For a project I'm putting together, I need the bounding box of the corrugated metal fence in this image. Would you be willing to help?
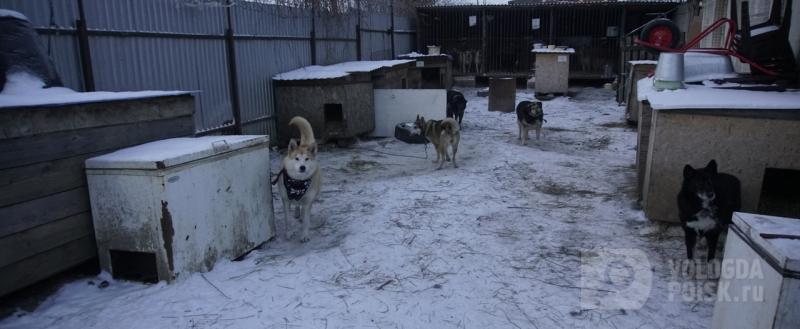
[1,0,416,139]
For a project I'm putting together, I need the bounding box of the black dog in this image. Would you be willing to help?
[446,90,467,124]
[515,101,545,145]
[677,160,741,260]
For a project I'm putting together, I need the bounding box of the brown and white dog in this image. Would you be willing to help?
[414,115,461,169]
[516,101,545,145]
[273,116,322,242]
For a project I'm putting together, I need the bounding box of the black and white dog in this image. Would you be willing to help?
[677,160,741,260]
[515,101,545,145]
[446,90,467,125]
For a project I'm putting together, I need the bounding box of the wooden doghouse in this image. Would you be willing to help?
[0,91,195,296]
[398,53,453,89]
[624,60,656,124]
[273,60,415,145]
[637,79,800,223]
[532,48,574,95]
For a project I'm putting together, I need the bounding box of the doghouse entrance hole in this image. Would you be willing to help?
[109,250,158,283]
[324,104,344,122]
[758,168,800,218]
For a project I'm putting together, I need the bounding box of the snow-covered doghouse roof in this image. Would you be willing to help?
[0,72,194,109]
[637,76,800,111]
[272,60,414,81]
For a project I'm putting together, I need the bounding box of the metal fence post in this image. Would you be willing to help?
[225,2,242,135]
[76,0,95,91]
[356,0,362,60]
[389,0,395,59]
[310,1,317,65]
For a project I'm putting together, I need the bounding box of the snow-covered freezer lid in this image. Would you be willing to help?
[86,135,269,170]
[732,212,800,274]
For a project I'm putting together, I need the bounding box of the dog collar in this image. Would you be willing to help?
[272,169,311,201]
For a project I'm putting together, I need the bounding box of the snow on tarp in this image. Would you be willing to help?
[637,76,800,110]
[272,60,414,81]
[0,9,28,21]
[628,60,657,65]
[398,52,444,58]
[531,48,576,54]
[0,71,194,108]
[751,25,779,36]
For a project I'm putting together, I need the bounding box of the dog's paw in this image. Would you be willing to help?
[300,235,310,243]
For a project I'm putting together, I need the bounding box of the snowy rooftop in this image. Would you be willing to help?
[531,47,576,54]
[0,72,193,109]
[637,77,800,110]
[273,60,414,81]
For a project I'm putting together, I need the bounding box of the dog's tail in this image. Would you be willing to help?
[441,118,460,136]
[289,116,315,146]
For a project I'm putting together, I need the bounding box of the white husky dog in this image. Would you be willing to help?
[273,116,322,242]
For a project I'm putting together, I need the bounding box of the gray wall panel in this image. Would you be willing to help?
[1,0,415,136]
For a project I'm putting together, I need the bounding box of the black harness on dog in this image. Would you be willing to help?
[271,168,311,201]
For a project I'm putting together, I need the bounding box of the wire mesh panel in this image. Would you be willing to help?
[418,2,680,78]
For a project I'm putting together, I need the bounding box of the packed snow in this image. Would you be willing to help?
[2,87,716,329]
[0,72,192,108]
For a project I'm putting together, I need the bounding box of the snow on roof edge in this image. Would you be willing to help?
[0,90,197,109]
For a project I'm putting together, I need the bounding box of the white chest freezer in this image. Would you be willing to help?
[712,212,800,329]
[86,136,273,282]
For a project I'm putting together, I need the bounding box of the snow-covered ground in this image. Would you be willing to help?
[2,87,715,329]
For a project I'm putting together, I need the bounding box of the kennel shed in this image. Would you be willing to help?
[397,52,453,89]
[638,81,800,223]
[0,91,195,296]
[416,1,681,78]
[273,60,414,145]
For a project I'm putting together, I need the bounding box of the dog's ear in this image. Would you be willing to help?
[309,141,317,157]
[705,160,718,175]
[288,138,298,152]
[683,164,695,179]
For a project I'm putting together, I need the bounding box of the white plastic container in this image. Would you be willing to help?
[711,212,800,329]
[427,45,440,55]
[86,136,273,282]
